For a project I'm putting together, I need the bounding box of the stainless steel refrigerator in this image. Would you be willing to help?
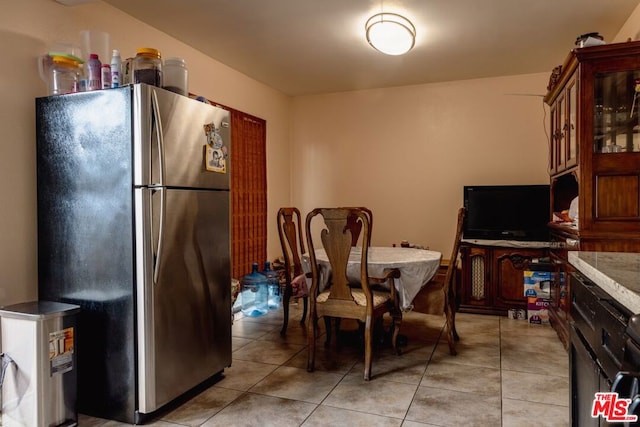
[36,84,232,424]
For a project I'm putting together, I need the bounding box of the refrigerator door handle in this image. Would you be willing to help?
[152,187,166,285]
[151,90,167,285]
[152,89,166,187]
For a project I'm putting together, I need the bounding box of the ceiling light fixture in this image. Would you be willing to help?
[365,12,416,56]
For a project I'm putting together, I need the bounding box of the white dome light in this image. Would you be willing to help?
[365,13,416,56]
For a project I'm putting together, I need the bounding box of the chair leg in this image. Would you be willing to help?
[307,314,317,373]
[451,309,459,342]
[323,317,332,348]
[390,308,402,355]
[446,319,456,356]
[445,293,458,356]
[363,317,373,381]
[449,282,460,341]
[280,282,292,336]
[333,318,343,349]
[300,296,308,325]
[448,288,460,341]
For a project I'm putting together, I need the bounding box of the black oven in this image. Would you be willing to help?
[570,272,632,426]
[611,314,640,425]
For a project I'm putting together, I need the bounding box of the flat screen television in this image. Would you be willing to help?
[463,184,550,242]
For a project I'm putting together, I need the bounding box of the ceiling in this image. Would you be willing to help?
[102,0,640,97]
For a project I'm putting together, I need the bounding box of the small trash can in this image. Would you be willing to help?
[0,300,80,427]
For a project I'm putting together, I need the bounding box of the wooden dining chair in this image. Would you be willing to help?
[443,207,465,355]
[342,206,373,247]
[277,207,309,336]
[305,207,401,381]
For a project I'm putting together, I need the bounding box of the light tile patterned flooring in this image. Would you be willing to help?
[81,303,569,426]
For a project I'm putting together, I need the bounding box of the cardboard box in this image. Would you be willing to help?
[527,297,550,324]
[523,270,552,299]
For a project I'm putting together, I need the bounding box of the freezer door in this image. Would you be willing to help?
[135,186,231,413]
[133,84,231,190]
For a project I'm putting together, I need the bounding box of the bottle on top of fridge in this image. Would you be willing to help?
[163,57,188,96]
[86,53,102,91]
[101,64,111,89]
[133,47,162,87]
[110,49,122,88]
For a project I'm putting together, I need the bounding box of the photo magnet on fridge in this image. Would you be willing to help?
[203,122,227,173]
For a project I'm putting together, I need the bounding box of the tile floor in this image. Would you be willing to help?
[81,303,569,426]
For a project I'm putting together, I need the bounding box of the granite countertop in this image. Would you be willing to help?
[569,251,640,313]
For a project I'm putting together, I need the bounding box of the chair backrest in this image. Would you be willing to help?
[306,208,374,309]
[341,206,373,246]
[277,207,306,284]
[445,207,465,289]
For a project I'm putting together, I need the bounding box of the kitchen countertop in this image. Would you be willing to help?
[569,251,640,313]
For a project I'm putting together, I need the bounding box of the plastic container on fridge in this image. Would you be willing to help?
[133,47,163,87]
[163,57,188,96]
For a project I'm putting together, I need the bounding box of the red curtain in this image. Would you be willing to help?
[229,109,267,279]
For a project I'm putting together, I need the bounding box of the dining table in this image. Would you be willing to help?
[302,246,443,311]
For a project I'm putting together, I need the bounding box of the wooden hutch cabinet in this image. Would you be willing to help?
[545,40,640,348]
[458,243,547,316]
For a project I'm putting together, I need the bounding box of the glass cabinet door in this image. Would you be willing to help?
[593,70,640,153]
[566,80,578,167]
[549,104,558,174]
[558,95,566,169]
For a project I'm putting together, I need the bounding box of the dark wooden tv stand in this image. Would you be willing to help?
[458,239,551,316]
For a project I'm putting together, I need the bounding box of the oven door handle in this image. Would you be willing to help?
[612,370,640,398]
[628,314,640,343]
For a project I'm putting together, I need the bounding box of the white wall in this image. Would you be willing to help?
[0,0,291,305]
[614,2,640,43]
[290,73,550,256]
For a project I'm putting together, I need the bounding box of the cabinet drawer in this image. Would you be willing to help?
[597,299,629,381]
[570,274,604,346]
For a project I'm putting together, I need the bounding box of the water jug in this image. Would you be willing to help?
[241,263,268,317]
[38,54,80,95]
[261,261,281,310]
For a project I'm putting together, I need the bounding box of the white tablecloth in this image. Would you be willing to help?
[303,246,442,311]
